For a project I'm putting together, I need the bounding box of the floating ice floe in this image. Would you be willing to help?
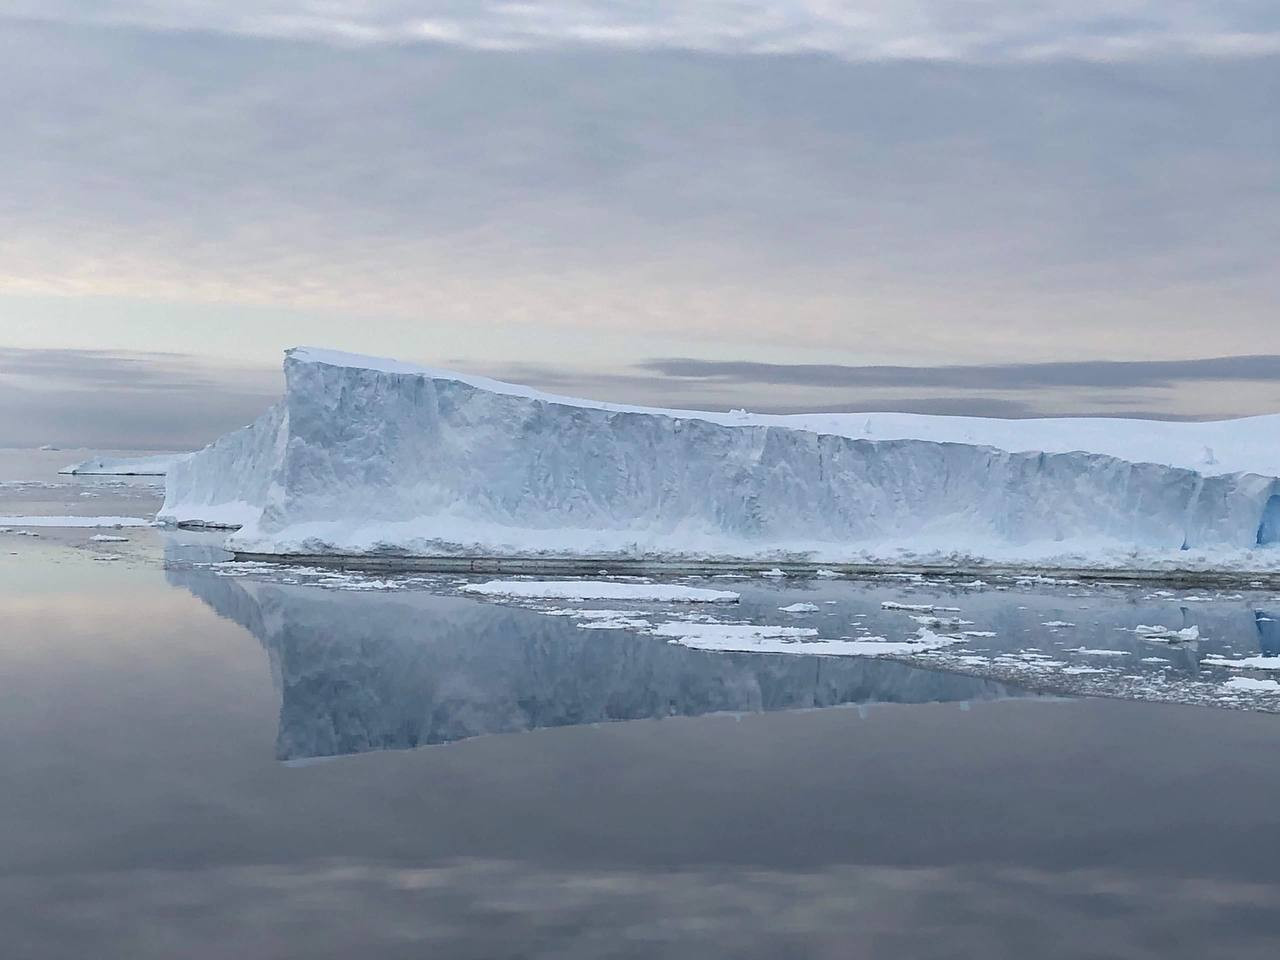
[1042,620,1076,628]
[1221,677,1280,692]
[778,602,820,613]
[1203,655,1280,671]
[1133,624,1200,642]
[90,534,130,543]
[0,516,151,528]
[60,453,189,476]
[652,621,964,657]
[461,580,740,603]
[565,610,654,630]
[909,614,974,628]
[1070,647,1130,656]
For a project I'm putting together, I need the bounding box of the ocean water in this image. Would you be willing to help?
[3,450,1280,958]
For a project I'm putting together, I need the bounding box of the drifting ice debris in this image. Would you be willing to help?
[1134,624,1200,643]
[778,602,820,613]
[909,614,974,628]
[160,348,1280,564]
[461,580,739,603]
[0,516,150,528]
[60,453,188,476]
[1203,655,1280,671]
[1222,677,1280,692]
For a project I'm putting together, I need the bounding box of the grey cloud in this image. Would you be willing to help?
[3,2,1279,61]
[0,348,273,394]
[0,20,1278,403]
[485,362,1248,419]
[0,348,280,448]
[1,23,1277,307]
[640,355,1280,391]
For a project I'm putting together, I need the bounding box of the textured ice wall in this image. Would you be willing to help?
[160,350,1280,563]
[159,402,286,528]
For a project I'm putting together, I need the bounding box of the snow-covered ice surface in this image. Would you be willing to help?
[60,453,189,476]
[162,348,1280,571]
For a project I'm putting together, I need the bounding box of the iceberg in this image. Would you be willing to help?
[160,348,1280,568]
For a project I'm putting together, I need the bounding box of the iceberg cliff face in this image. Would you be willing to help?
[160,402,286,529]
[161,348,1280,565]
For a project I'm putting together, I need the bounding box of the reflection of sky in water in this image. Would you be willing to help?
[4,532,1280,955]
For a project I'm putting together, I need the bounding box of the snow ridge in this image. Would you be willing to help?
[161,348,1280,566]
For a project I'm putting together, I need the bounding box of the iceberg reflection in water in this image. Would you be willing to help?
[168,567,1020,761]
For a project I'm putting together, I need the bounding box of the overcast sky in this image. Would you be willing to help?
[1,2,1278,447]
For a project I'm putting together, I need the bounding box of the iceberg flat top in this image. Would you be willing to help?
[290,347,1280,478]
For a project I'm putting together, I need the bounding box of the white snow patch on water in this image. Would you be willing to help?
[462,580,739,603]
[652,620,965,657]
[1203,655,1280,671]
[0,516,151,528]
[569,609,655,630]
[1070,647,1130,656]
[1222,677,1280,692]
[61,453,188,476]
[909,614,974,628]
[1134,624,1200,642]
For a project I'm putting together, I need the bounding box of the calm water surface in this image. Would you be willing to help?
[2,453,1280,958]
